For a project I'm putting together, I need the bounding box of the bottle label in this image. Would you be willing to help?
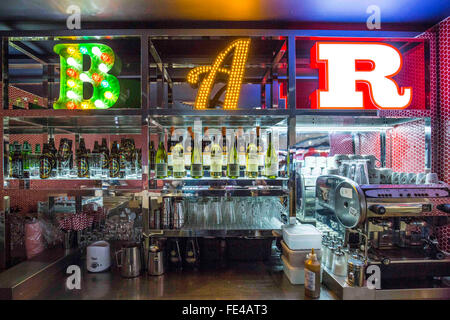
[40,158,51,178]
[156,163,167,177]
[202,154,211,166]
[110,158,120,177]
[265,161,278,176]
[78,158,89,177]
[211,158,222,174]
[167,155,173,166]
[173,157,185,173]
[239,154,246,166]
[191,164,203,177]
[228,164,239,177]
[184,154,191,166]
[101,153,109,169]
[304,269,316,291]
[248,153,259,166]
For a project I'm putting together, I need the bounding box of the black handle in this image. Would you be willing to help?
[369,204,386,215]
[436,204,450,214]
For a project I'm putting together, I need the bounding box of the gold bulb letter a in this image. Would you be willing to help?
[187,39,250,109]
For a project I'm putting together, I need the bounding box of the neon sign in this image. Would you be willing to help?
[310,42,412,110]
[187,38,250,109]
[53,44,120,109]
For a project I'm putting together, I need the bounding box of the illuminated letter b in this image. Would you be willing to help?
[54,43,120,110]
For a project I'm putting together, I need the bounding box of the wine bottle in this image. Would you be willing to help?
[40,143,51,179]
[256,126,264,176]
[173,136,185,178]
[167,127,175,177]
[246,132,258,178]
[202,127,211,177]
[221,127,227,176]
[11,142,23,179]
[109,141,120,178]
[77,140,89,178]
[227,134,239,179]
[155,136,168,179]
[237,127,246,177]
[149,141,156,172]
[190,133,203,179]
[184,127,193,172]
[22,141,31,178]
[31,144,41,178]
[210,136,222,178]
[100,138,109,177]
[264,131,278,179]
[48,138,57,177]
[119,139,126,178]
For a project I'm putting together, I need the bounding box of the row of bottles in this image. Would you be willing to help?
[149,126,279,179]
[6,137,142,180]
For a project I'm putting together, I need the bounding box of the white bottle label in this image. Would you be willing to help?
[265,161,278,176]
[211,156,222,173]
[304,269,316,291]
[167,155,173,166]
[184,154,191,166]
[203,154,211,166]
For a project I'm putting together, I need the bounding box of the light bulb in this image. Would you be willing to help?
[94,100,105,109]
[79,73,90,82]
[67,91,77,99]
[104,91,113,99]
[92,47,101,56]
[99,63,108,73]
[67,57,77,66]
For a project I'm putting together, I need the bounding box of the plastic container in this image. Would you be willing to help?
[281,240,322,267]
[282,224,322,250]
[281,255,304,285]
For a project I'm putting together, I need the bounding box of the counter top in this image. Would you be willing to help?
[33,258,337,300]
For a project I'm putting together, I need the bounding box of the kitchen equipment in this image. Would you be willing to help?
[281,240,322,266]
[331,247,347,277]
[362,155,378,170]
[347,257,366,287]
[148,245,165,276]
[317,174,450,297]
[281,255,305,285]
[115,243,142,278]
[86,241,111,272]
[282,224,322,250]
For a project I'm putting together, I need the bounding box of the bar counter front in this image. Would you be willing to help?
[0,23,450,301]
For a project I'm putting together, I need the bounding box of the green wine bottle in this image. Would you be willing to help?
[210,136,222,178]
[264,131,278,179]
[246,132,258,178]
[155,137,168,179]
[173,136,185,178]
[227,134,239,179]
[190,133,203,178]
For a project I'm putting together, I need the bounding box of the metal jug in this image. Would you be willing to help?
[148,245,165,276]
[115,243,142,278]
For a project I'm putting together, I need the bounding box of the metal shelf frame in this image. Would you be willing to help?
[0,29,432,240]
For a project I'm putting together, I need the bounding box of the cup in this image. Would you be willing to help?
[416,172,426,185]
[379,168,393,184]
[425,173,438,184]
[368,169,380,184]
[399,173,408,184]
[391,172,400,184]
[406,173,417,184]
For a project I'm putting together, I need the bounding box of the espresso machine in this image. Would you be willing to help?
[317,175,450,299]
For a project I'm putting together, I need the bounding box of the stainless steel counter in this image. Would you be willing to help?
[33,258,337,300]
